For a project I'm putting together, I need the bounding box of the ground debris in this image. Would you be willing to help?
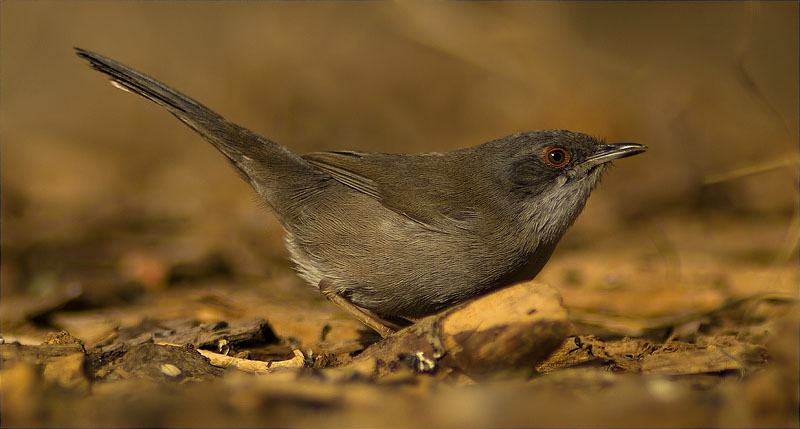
[164,346,306,374]
[641,341,765,375]
[567,292,797,338]
[537,334,766,375]
[110,343,223,382]
[43,330,86,346]
[1,215,796,427]
[351,281,570,380]
[1,342,86,366]
[90,318,281,365]
[42,352,90,392]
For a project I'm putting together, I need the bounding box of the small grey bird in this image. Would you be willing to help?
[76,48,646,337]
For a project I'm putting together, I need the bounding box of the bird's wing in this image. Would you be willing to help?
[302,151,384,201]
[302,150,484,231]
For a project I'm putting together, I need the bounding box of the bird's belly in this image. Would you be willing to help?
[285,209,555,318]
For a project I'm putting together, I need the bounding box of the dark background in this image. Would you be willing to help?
[1,2,798,427]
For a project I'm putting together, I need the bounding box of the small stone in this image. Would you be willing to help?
[160,363,182,377]
[353,281,570,379]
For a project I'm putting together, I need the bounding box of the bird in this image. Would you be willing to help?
[75,48,646,337]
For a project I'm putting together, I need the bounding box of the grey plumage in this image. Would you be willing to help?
[76,48,646,319]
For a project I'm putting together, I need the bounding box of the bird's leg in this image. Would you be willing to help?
[319,280,402,339]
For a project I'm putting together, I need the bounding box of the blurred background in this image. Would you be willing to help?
[2,0,798,325]
[1,2,798,427]
[2,0,798,331]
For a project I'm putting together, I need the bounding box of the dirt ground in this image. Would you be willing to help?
[1,2,798,428]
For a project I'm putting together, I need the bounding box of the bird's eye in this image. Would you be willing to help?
[543,146,570,168]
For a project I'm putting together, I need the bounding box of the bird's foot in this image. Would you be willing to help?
[319,280,403,339]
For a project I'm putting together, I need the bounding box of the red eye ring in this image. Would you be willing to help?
[543,146,570,168]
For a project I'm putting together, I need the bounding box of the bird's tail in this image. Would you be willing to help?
[75,48,323,210]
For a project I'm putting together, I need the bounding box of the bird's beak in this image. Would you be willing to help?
[583,143,647,169]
